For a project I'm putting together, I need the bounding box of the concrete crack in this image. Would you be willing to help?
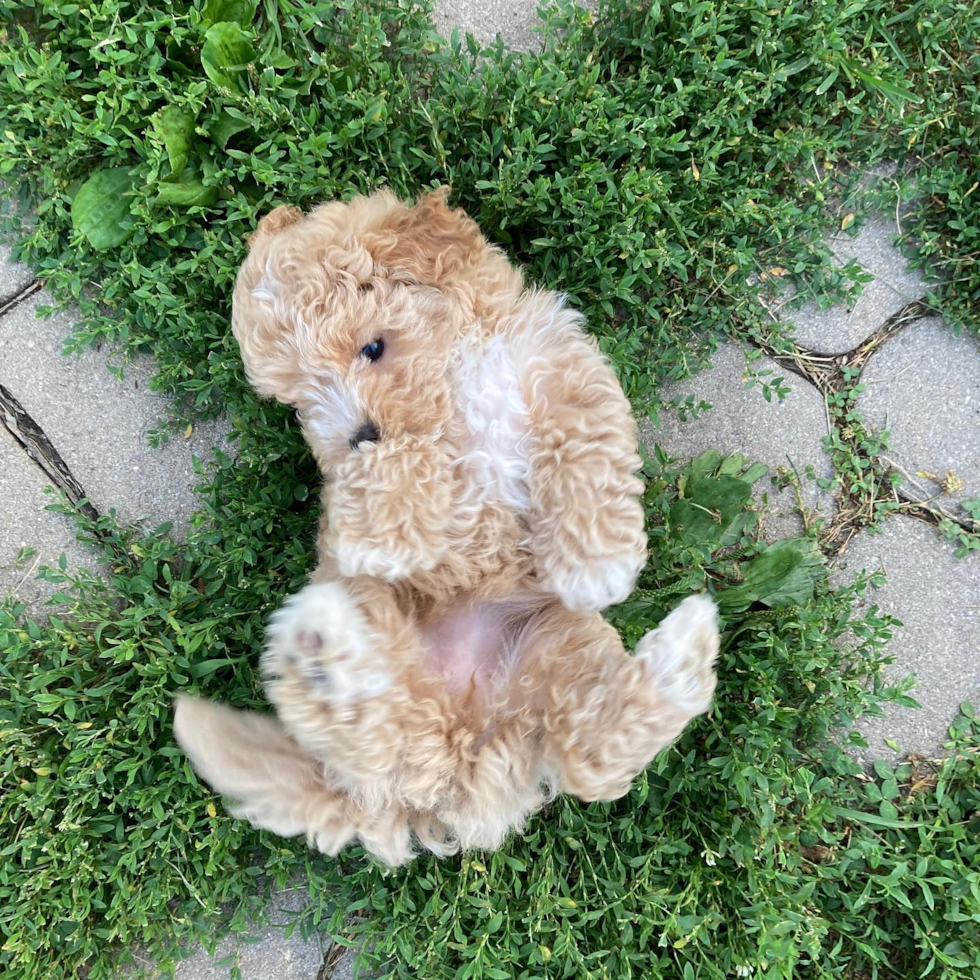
[744,296,964,554]
[0,277,42,318]
[0,382,99,521]
[752,296,932,395]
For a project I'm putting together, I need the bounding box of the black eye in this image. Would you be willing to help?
[360,338,384,362]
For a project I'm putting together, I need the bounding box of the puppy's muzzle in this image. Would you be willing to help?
[350,420,380,450]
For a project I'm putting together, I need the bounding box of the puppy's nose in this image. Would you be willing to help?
[349,420,380,450]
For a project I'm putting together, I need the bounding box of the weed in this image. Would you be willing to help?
[1,2,979,979]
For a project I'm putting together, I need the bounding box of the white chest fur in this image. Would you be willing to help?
[454,330,532,513]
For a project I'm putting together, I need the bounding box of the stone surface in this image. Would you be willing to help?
[0,242,35,303]
[776,213,932,355]
[858,317,980,508]
[0,289,227,537]
[165,885,331,980]
[830,517,980,762]
[0,423,104,616]
[643,343,835,540]
[433,0,540,50]
[326,948,359,980]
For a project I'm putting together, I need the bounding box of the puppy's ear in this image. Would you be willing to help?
[374,185,486,286]
[172,696,356,853]
[247,204,303,250]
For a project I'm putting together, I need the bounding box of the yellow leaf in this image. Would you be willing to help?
[965,182,978,199]
[3,130,15,141]
[943,470,966,493]
[917,470,939,481]
[539,947,552,963]
[673,937,689,949]
[77,722,93,729]
[469,861,486,873]
[32,767,52,777]
[841,213,855,231]
[207,802,217,818]
[766,266,789,278]
[691,157,700,181]
[183,423,194,439]
[726,264,738,275]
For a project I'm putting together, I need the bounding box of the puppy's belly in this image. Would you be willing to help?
[418,601,520,695]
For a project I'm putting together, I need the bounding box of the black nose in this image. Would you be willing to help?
[349,420,380,450]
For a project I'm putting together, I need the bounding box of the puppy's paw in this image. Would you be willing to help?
[541,552,645,612]
[262,582,390,703]
[326,437,453,582]
[635,593,719,718]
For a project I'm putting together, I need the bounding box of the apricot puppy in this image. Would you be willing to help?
[174,188,719,866]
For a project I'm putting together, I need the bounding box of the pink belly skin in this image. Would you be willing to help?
[418,602,517,696]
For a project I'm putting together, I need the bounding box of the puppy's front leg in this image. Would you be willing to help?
[323,434,454,582]
[519,305,647,611]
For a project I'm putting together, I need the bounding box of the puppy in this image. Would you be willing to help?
[174,188,719,866]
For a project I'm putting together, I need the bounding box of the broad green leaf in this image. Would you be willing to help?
[264,49,298,70]
[716,538,826,613]
[71,167,136,250]
[200,0,255,28]
[152,106,196,178]
[716,453,747,477]
[201,22,253,92]
[155,174,219,208]
[670,475,753,544]
[210,109,252,148]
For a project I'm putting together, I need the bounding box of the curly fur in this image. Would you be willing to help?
[173,187,720,866]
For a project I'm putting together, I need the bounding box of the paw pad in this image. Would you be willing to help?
[262,583,391,704]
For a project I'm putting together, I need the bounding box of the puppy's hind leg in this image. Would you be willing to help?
[260,579,419,786]
[537,594,720,802]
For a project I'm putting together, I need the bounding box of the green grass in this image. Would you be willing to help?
[1,1,979,978]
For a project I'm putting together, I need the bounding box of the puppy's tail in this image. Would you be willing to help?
[173,695,357,856]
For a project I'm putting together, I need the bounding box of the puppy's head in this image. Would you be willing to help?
[232,187,521,470]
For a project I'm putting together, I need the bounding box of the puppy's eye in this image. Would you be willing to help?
[360,338,385,362]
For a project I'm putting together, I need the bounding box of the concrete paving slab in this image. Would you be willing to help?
[830,516,980,762]
[155,884,331,980]
[0,243,35,303]
[857,316,979,508]
[0,289,227,536]
[324,948,359,980]
[642,343,836,540]
[0,423,104,615]
[433,0,542,50]
[776,213,932,355]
